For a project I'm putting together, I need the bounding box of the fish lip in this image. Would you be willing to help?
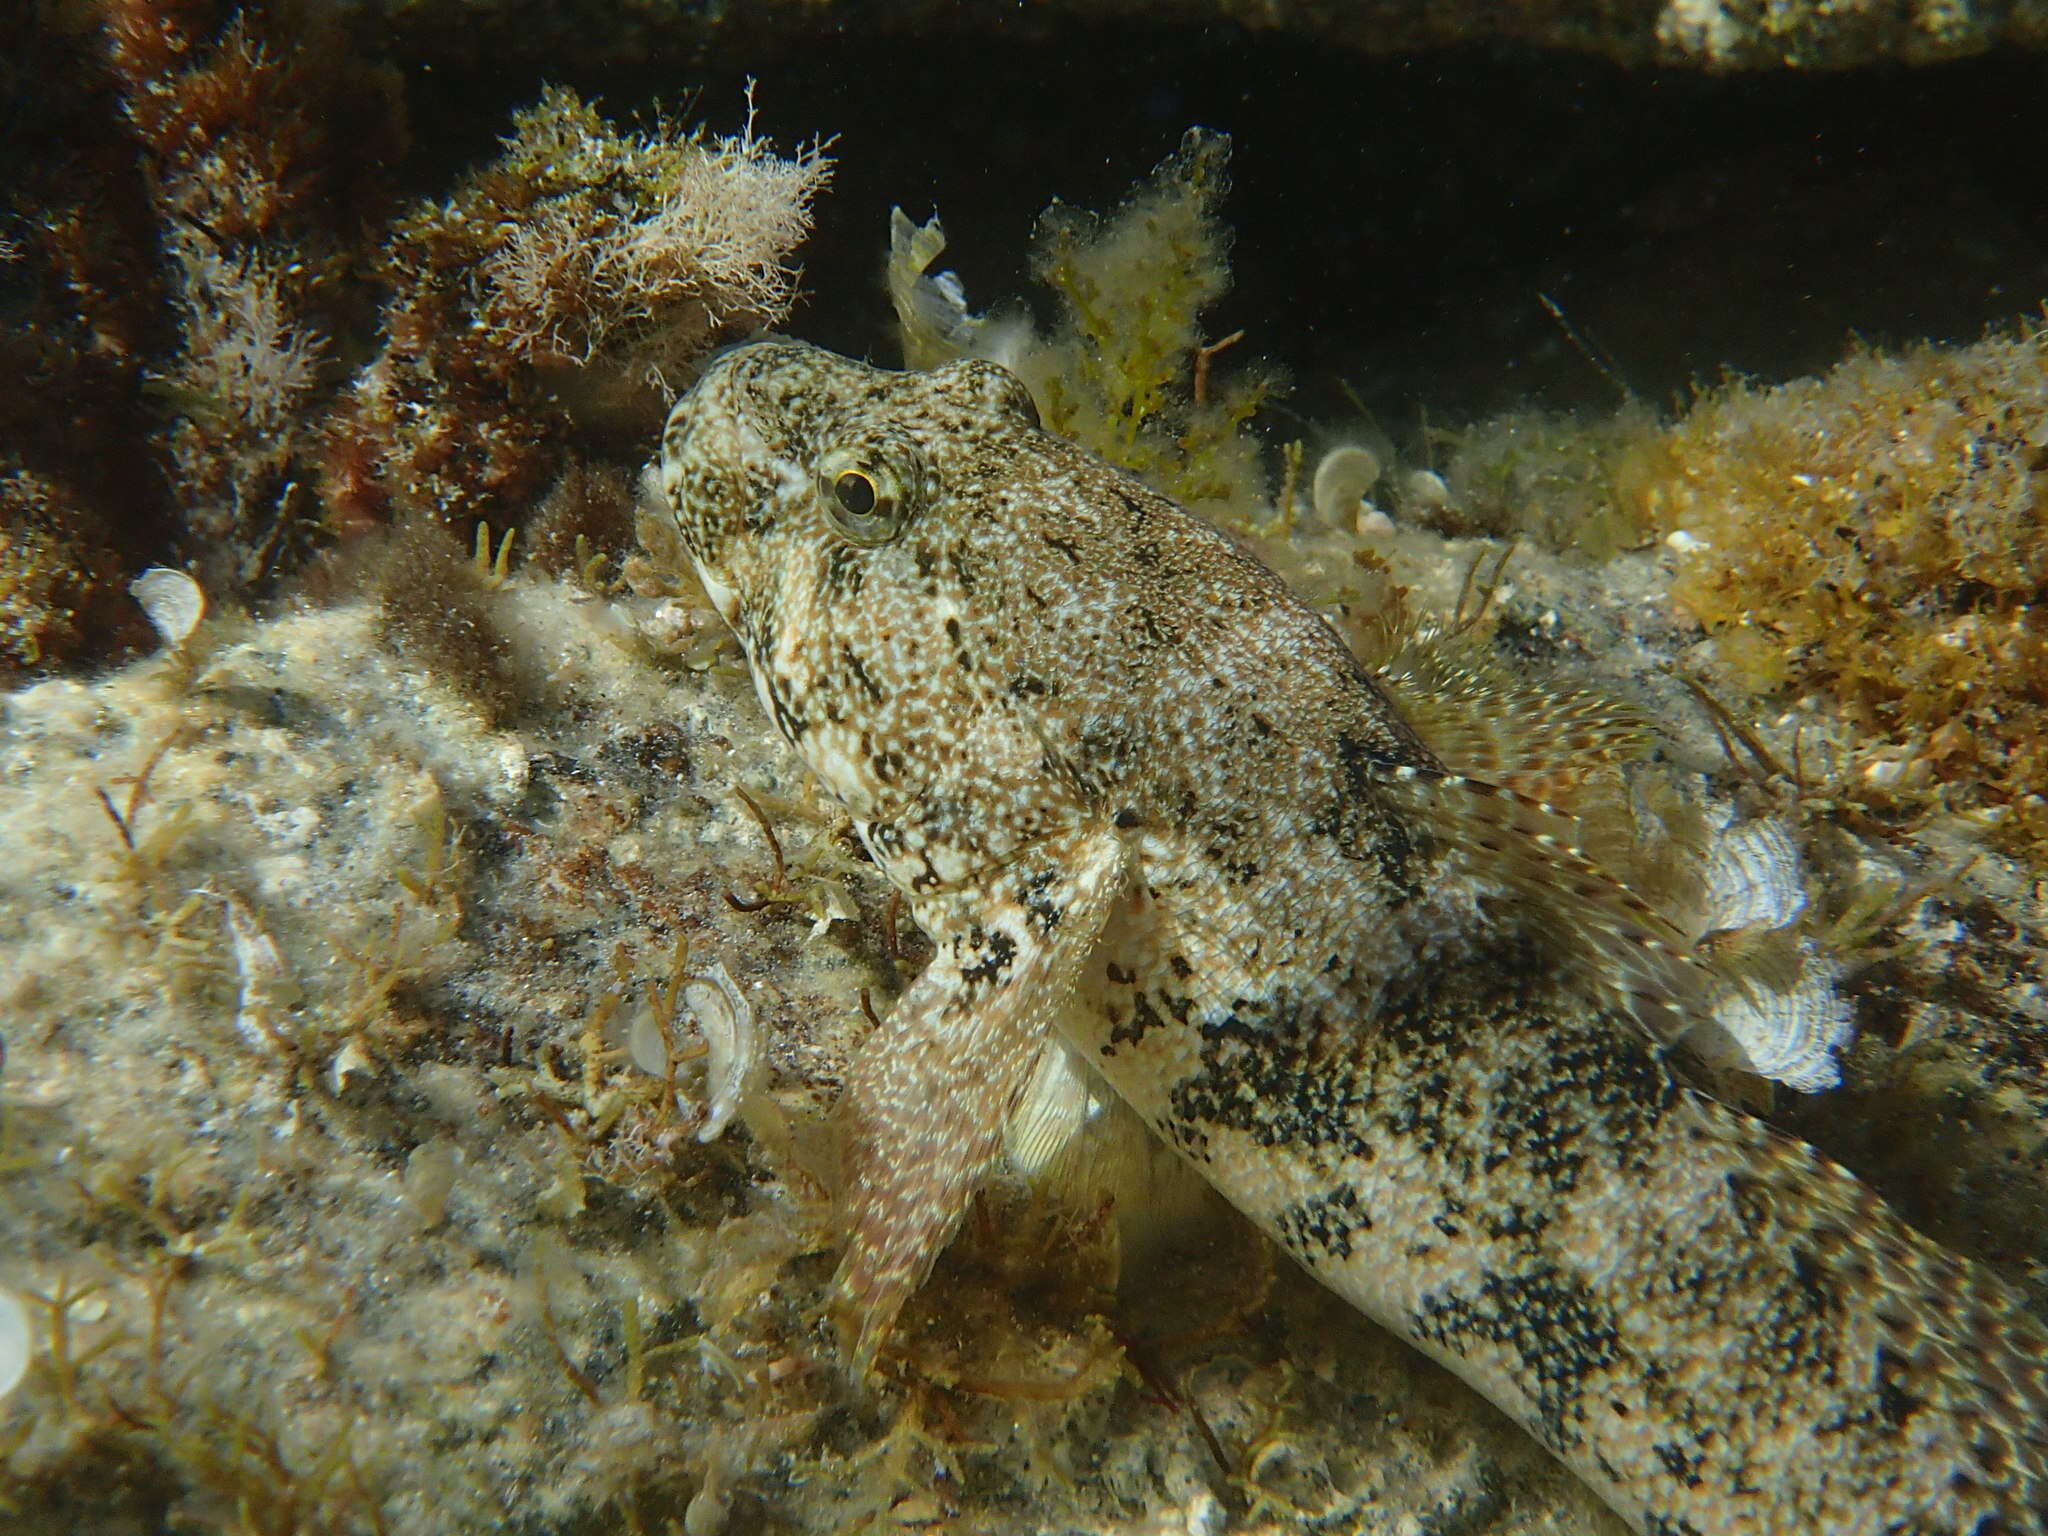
[693,562,742,626]
[663,341,809,632]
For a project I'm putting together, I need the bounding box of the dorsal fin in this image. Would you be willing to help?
[1358,615,1653,798]
[1373,760,1714,1044]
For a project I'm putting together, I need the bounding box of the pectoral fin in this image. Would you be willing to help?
[833,826,1124,1371]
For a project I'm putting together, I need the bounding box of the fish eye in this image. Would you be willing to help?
[816,442,922,546]
[832,470,878,519]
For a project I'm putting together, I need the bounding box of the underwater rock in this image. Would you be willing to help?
[352,0,2045,73]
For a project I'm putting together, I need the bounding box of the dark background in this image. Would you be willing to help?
[399,21,2048,433]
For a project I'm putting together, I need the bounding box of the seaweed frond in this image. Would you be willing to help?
[1017,129,1275,522]
[887,131,1278,529]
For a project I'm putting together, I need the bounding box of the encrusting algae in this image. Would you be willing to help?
[327,85,832,545]
[2,51,2046,1536]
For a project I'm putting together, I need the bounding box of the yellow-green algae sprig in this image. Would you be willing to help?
[888,128,1276,530]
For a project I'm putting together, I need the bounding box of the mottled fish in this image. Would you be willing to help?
[657,338,2048,1535]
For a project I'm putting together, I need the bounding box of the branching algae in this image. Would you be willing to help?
[888,129,1274,529]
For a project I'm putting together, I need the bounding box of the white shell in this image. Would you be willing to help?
[1693,817,1853,1092]
[0,1285,29,1402]
[129,567,206,649]
[1310,445,1383,527]
[1707,954,1855,1092]
[1401,468,1451,513]
[1701,817,1806,935]
[685,963,759,1143]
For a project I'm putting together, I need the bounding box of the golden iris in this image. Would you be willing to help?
[815,442,921,545]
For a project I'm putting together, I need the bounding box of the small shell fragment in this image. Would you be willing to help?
[684,963,759,1143]
[401,1138,461,1229]
[807,881,856,938]
[217,888,302,1052]
[0,1285,29,1401]
[330,1037,377,1092]
[129,567,206,649]
[625,1007,671,1078]
[683,1482,730,1536]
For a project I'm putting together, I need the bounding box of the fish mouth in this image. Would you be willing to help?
[693,562,742,627]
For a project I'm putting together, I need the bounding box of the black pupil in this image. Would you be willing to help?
[834,472,878,518]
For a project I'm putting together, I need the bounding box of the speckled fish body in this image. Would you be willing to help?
[658,338,2048,1535]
